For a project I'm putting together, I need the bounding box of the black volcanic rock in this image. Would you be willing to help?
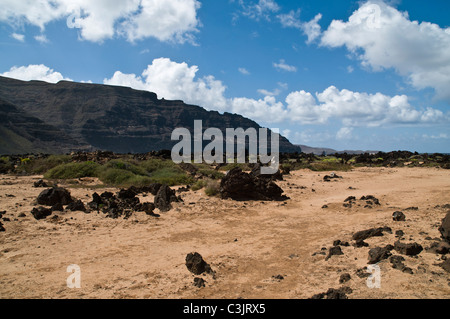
[154,184,179,212]
[368,246,393,264]
[0,76,300,154]
[220,167,287,201]
[31,207,52,220]
[352,227,392,241]
[37,187,74,206]
[394,241,423,256]
[66,200,87,212]
[393,211,406,221]
[185,252,213,275]
[438,211,450,243]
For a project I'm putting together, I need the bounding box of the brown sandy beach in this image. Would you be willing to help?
[0,167,449,299]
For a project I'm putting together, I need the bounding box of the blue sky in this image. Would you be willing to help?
[0,0,449,153]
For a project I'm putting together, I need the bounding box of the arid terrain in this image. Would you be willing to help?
[0,167,449,299]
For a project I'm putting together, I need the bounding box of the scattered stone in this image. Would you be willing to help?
[186,252,213,275]
[405,207,418,211]
[310,287,353,299]
[136,202,156,215]
[355,267,370,278]
[339,273,351,284]
[33,179,48,188]
[333,240,350,247]
[18,212,26,217]
[322,205,328,209]
[390,255,406,270]
[394,241,423,256]
[31,207,52,220]
[326,246,344,261]
[66,200,87,212]
[368,245,393,264]
[393,211,406,221]
[193,277,206,288]
[154,184,179,212]
[37,187,73,206]
[438,211,450,243]
[312,251,326,256]
[395,230,405,238]
[323,173,342,182]
[402,267,414,274]
[425,241,450,255]
[272,275,284,281]
[360,195,381,206]
[352,227,392,241]
[353,239,369,248]
[0,221,4,232]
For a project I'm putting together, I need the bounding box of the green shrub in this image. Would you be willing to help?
[308,162,352,172]
[99,168,152,186]
[105,159,148,176]
[0,156,13,174]
[320,156,340,163]
[44,161,101,179]
[140,158,178,173]
[191,179,207,191]
[148,167,194,186]
[204,180,220,197]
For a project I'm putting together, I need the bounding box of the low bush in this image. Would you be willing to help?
[44,161,101,179]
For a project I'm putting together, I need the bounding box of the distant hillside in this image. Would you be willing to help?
[0,76,300,155]
[297,144,378,155]
[0,98,83,154]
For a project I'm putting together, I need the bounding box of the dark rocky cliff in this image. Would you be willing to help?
[0,76,300,155]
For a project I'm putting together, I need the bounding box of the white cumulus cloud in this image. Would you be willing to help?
[320,1,450,102]
[0,64,72,83]
[3,60,447,129]
[0,0,201,44]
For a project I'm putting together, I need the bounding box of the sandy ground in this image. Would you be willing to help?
[0,167,449,299]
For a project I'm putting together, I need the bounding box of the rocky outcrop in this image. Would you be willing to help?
[36,187,74,206]
[220,167,288,201]
[154,185,180,212]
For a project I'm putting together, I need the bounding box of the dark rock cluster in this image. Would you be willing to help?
[219,167,288,201]
[310,287,353,299]
[29,183,181,221]
[343,195,381,209]
[185,252,214,276]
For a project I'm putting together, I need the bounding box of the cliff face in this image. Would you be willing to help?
[0,76,300,155]
[0,97,82,154]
